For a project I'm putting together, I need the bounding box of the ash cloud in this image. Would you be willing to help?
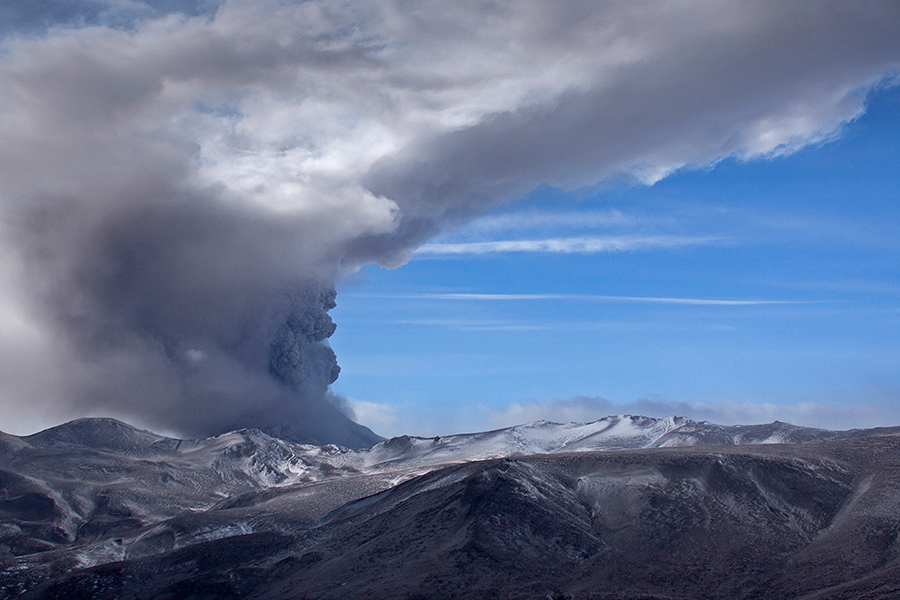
[1,0,899,441]
[15,192,376,445]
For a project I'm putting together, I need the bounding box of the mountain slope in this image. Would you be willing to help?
[8,435,900,599]
[3,416,900,599]
[353,414,896,469]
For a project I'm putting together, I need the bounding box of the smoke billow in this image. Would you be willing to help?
[0,0,898,442]
[269,288,340,390]
[14,192,379,446]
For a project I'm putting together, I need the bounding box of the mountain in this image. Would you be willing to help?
[254,400,386,450]
[2,416,900,599]
[353,414,883,469]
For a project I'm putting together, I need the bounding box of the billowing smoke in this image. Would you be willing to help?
[14,190,380,446]
[0,0,898,442]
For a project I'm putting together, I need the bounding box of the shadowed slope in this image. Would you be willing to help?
[5,429,900,599]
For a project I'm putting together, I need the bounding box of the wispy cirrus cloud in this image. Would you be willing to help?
[366,293,818,306]
[416,235,723,256]
[458,209,641,234]
[394,319,552,332]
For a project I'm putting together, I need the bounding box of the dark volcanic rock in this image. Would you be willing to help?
[4,419,900,599]
[22,418,179,455]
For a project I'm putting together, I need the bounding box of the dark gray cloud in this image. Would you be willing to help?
[12,189,379,445]
[0,0,898,440]
[366,2,900,223]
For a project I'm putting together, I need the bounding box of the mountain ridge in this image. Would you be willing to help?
[10,413,897,458]
[6,434,900,599]
[4,415,900,599]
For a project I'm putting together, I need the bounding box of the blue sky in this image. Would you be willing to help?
[333,85,900,436]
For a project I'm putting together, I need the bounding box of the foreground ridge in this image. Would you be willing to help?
[2,416,900,599]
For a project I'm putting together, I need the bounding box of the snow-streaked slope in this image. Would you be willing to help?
[350,414,867,470]
[1,415,896,561]
[4,414,884,486]
[23,418,176,455]
[352,415,683,469]
[0,419,366,554]
[10,435,900,600]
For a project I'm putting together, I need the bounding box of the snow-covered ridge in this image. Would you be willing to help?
[2,415,897,569]
[7,414,887,480]
[1,412,890,535]
[350,414,878,469]
[354,415,690,469]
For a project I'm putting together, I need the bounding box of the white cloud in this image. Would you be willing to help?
[394,319,551,332]
[368,293,815,306]
[487,395,900,431]
[458,209,639,234]
[347,398,402,436]
[416,235,722,255]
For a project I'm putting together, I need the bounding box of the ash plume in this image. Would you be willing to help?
[0,0,899,442]
[14,193,378,446]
